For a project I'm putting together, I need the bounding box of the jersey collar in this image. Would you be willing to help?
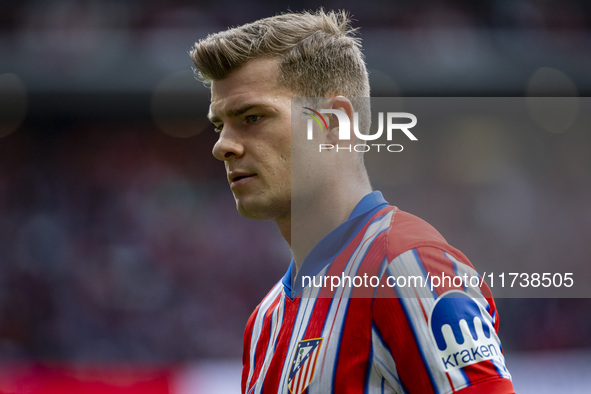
[281,191,389,298]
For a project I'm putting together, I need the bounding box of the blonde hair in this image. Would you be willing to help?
[190,9,370,130]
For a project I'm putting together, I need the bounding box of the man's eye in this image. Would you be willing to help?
[245,115,262,123]
[213,124,223,133]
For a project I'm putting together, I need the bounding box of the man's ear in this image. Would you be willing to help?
[325,96,354,145]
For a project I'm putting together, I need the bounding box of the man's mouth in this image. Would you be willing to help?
[229,171,256,188]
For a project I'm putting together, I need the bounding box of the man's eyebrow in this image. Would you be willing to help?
[207,104,262,124]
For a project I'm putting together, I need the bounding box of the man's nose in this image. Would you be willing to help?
[212,127,244,161]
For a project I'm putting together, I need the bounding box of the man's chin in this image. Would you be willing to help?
[235,201,270,221]
[235,198,286,221]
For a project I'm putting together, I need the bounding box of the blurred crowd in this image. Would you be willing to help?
[1,0,589,31]
[0,121,289,361]
[1,0,591,95]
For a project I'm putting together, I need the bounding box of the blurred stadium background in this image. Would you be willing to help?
[1,0,590,392]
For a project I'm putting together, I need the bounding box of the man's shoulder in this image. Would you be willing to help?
[374,207,454,261]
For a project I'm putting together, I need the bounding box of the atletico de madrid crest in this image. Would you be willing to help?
[287,338,323,394]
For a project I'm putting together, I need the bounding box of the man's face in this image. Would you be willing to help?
[209,58,292,222]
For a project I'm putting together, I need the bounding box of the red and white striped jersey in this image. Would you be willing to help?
[242,192,514,394]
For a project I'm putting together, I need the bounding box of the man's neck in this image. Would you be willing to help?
[278,175,372,275]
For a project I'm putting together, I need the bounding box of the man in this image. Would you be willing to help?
[191,9,515,394]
